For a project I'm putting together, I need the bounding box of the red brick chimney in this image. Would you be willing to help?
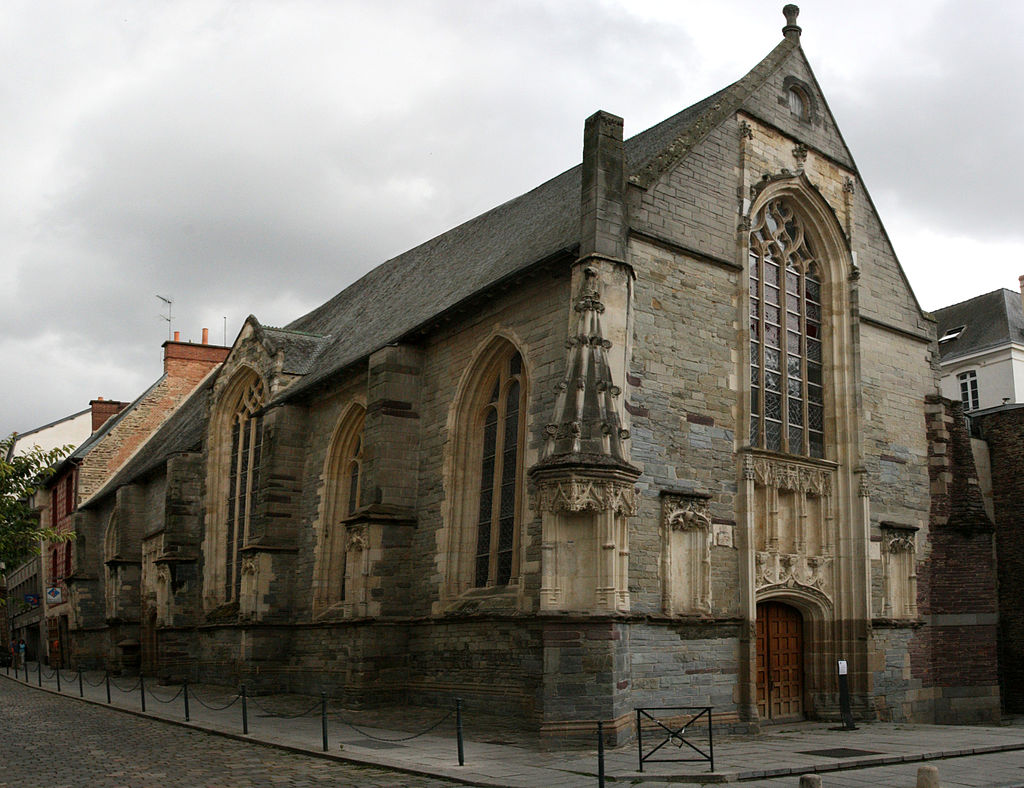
[90,397,129,432]
[162,328,230,379]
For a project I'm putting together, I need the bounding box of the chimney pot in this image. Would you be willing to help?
[202,328,209,345]
[173,330,180,341]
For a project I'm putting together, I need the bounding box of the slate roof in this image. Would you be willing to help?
[275,56,773,402]
[934,289,1024,362]
[80,376,214,509]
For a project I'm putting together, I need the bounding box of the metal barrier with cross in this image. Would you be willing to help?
[636,705,714,772]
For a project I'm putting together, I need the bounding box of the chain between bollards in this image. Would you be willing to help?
[456,697,464,766]
[321,692,328,752]
[241,685,249,735]
[183,679,190,722]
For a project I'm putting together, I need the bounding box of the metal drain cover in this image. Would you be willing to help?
[799,747,881,758]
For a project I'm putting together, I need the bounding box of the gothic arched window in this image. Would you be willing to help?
[313,404,365,615]
[749,198,824,458]
[474,350,524,587]
[225,375,265,601]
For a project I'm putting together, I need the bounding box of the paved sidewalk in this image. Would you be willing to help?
[5,662,1024,786]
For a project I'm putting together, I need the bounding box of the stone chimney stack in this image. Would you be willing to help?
[1018,275,1024,317]
[579,110,626,262]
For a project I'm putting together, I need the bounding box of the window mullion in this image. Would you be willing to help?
[489,382,506,586]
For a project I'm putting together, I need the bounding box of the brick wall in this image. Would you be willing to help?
[919,396,999,722]
[973,405,1024,712]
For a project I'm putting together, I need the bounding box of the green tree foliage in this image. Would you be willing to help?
[0,433,73,569]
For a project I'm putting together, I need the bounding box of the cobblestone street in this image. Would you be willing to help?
[0,679,459,787]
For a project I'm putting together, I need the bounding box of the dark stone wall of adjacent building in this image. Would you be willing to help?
[971,404,1024,712]
[920,396,1000,722]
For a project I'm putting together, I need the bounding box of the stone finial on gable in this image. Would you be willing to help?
[783,5,801,41]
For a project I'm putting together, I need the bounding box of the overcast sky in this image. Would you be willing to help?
[2,0,1021,438]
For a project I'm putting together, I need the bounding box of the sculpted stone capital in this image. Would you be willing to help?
[749,455,832,496]
[535,477,638,516]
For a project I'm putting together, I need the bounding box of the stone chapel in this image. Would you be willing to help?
[63,6,1000,741]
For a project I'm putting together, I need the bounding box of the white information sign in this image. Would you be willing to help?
[837,659,848,675]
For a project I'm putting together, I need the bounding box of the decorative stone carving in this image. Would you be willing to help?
[745,455,833,496]
[661,493,713,615]
[536,479,638,516]
[241,555,257,576]
[756,551,832,598]
[739,120,754,140]
[156,564,171,585]
[792,143,808,166]
[843,177,856,194]
[885,532,915,554]
[665,500,712,532]
[346,528,368,553]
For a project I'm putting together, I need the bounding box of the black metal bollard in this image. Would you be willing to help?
[78,669,84,698]
[241,685,248,735]
[56,666,61,693]
[321,692,328,752]
[105,671,111,704]
[37,660,42,687]
[456,697,465,767]
[597,720,605,788]
[183,679,190,722]
[140,674,146,712]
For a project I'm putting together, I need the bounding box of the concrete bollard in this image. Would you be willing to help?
[917,764,940,788]
[799,776,822,788]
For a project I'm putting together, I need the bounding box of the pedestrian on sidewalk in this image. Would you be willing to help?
[17,639,26,669]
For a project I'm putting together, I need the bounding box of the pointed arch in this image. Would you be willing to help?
[745,175,854,464]
[312,402,366,617]
[204,366,267,606]
[444,335,529,599]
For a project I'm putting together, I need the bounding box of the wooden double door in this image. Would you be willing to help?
[756,601,804,720]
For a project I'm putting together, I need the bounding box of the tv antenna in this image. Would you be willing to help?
[156,294,173,339]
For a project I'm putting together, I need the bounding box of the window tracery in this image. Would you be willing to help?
[313,404,364,615]
[749,198,825,458]
[474,351,524,588]
[225,375,265,602]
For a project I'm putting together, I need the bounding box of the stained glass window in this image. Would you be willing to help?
[749,199,824,458]
[226,376,265,601]
[474,352,524,587]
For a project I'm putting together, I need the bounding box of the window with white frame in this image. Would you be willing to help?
[958,370,979,411]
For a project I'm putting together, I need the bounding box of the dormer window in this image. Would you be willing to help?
[939,325,965,343]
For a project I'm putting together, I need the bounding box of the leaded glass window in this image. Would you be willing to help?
[749,199,824,458]
[226,376,265,601]
[474,351,524,587]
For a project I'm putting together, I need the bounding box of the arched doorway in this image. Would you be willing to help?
[756,601,804,720]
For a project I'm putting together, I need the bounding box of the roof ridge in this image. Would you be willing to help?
[629,38,797,190]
